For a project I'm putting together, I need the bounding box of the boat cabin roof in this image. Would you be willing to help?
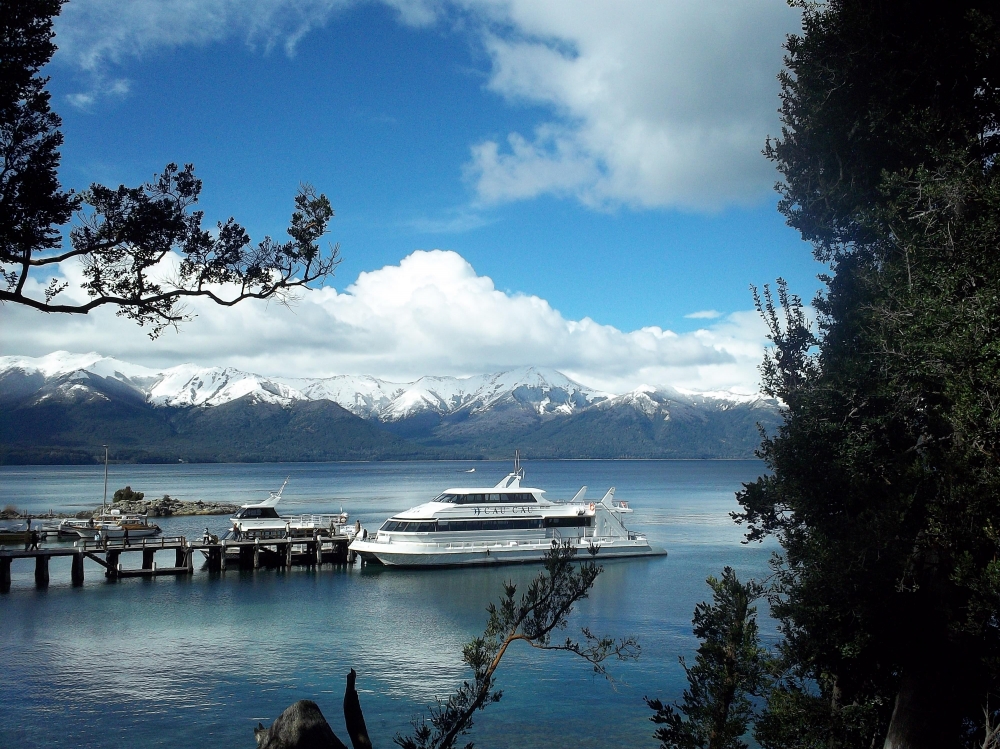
[433,489,544,505]
[234,506,281,519]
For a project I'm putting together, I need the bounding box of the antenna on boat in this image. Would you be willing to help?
[513,450,523,480]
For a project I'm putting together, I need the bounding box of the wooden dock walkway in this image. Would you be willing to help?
[0,534,353,592]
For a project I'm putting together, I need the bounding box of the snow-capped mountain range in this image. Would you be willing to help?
[0,351,771,422]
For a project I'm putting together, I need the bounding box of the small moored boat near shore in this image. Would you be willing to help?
[221,478,358,542]
[67,510,162,540]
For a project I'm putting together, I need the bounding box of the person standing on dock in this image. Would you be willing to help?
[123,526,130,547]
[24,518,31,551]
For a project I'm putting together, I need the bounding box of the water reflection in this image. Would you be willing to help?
[1,460,770,749]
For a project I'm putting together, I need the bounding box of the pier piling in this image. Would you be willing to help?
[0,533,352,588]
[34,555,50,588]
[71,553,85,586]
[106,550,120,579]
[239,544,254,570]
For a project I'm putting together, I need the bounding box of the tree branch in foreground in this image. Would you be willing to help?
[395,542,640,749]
[2,163,339,338]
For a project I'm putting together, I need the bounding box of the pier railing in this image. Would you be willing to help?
[74,536,187,551]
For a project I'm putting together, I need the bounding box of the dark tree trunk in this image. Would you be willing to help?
[883,669,945,749]
[883,539,976,749]
[344,669,373,749]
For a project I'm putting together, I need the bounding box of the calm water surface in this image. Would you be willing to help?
[0,460,774,749]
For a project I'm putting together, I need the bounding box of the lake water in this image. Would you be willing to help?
[0,460,775,749]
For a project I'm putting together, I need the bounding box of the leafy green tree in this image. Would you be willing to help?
[737,2,1000,747]
[1,1,339,337]
[0,0,76,291]
[646,567,768,749]
[395,543,639,749]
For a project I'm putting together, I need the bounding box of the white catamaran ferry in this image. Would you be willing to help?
[349,457,665,567]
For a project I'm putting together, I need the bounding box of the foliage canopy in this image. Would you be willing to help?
[737,1,1000,747]
[0,1,339,336]
[647,568,768,749]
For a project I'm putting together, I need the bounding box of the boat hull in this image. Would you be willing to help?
[350,538,666,567]
[73,526,161,540]
[0,531,30,545]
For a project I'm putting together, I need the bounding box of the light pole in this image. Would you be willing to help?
[102,445,109,514]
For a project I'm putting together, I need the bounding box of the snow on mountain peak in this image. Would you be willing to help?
[0,353,769,419]
[146,366,306,408]
[0,351,158,381]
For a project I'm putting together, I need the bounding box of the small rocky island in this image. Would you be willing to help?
[1,487,239,520]
[97,487,239,517]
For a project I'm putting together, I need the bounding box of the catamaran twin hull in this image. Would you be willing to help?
[350,537,665,567]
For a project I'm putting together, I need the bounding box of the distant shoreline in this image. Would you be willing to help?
[0,456,765,467]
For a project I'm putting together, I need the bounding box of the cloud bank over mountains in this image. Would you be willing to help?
[4,250,769,395]
[54,0,799,210]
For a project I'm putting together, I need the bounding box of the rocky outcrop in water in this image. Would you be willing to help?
[255,670,373,749]
[95,494,239,517]
[254,701,346,749]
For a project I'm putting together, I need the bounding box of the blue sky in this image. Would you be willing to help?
[7,0,824,393]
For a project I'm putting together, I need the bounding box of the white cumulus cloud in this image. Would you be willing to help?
[458,0,799,210]
[53,0,799,209]
[1,250,768,394]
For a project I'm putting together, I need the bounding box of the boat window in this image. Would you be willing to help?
[442,492,538,505]
[236,507,281,519]
[380,520,437,532]
[543,517,592,528]
[438,518,543,532]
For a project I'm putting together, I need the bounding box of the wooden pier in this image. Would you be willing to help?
[0,533,353,592]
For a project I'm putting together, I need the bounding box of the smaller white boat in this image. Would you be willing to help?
[225,479,359,541]
[70,511,162,540]
[56,518,98,539]
[0,525,30,546]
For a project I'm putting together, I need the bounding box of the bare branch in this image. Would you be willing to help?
[395,542,640,749]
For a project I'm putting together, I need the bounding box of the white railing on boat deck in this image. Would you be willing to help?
[370,534,647,549]
[281,514,347,526]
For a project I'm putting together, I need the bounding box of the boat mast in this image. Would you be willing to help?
[102,445,108,513]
